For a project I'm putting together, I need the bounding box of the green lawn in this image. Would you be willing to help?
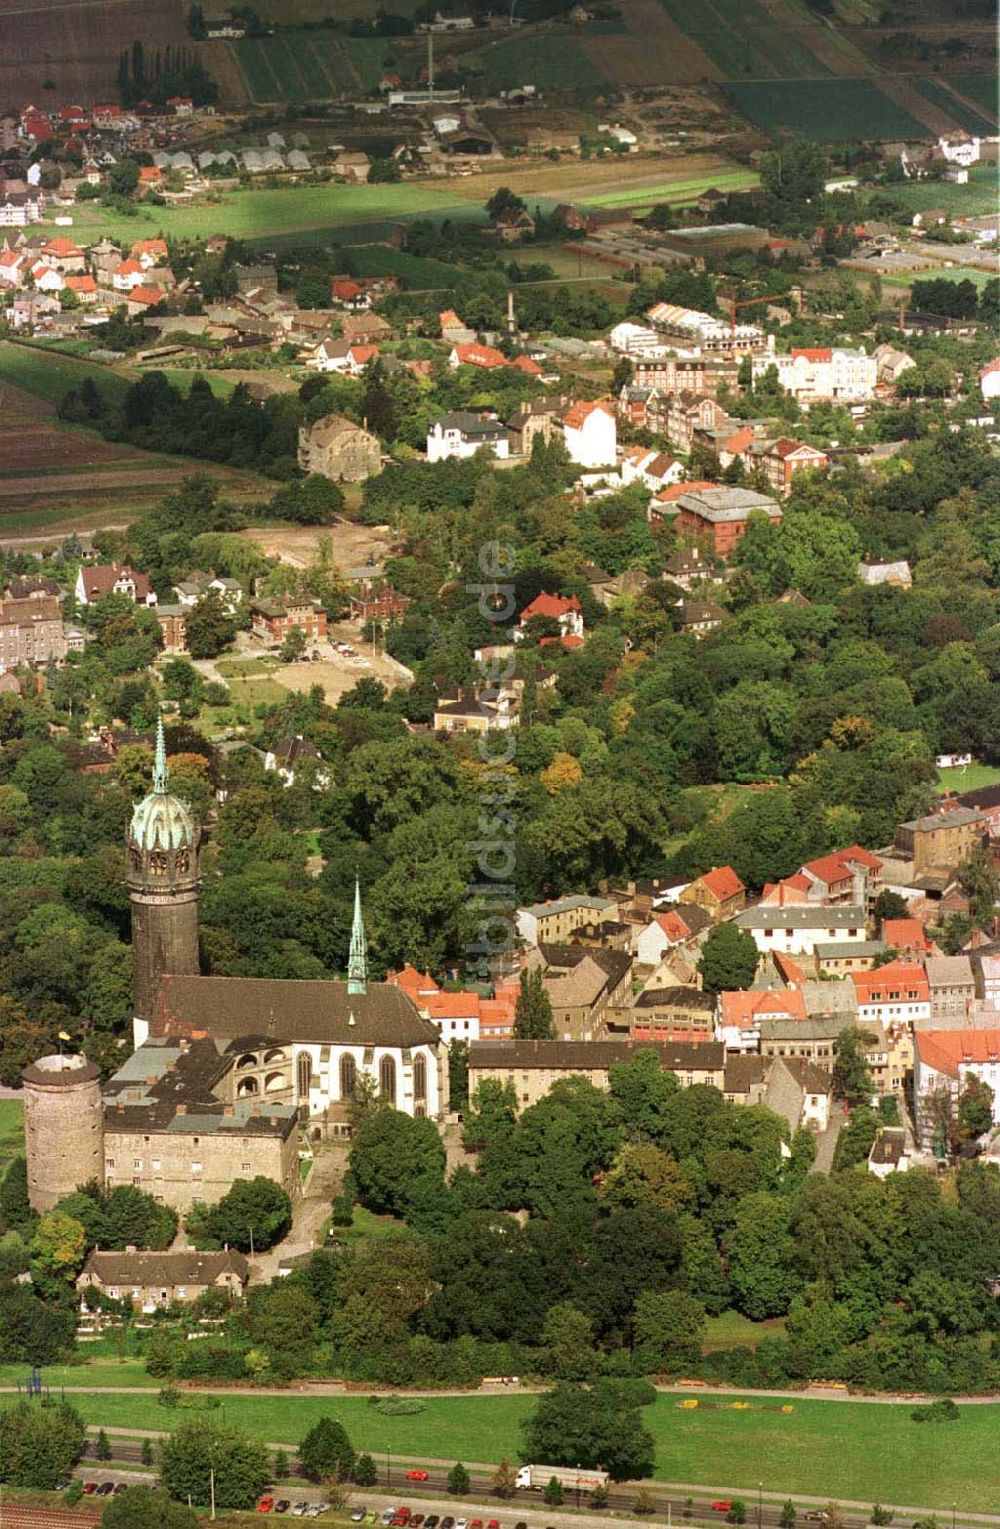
[5,1383,995,1508]
[575,168,759,211]
[0,1098,24,1176]
[702,1311,787,1352]
[879,266,996,292]
[936,762,1000,795]
[55,184,479,248]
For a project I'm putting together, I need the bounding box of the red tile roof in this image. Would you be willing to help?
[916,1027,1000,1077]
[128,284,164,306]
[41,237,82,257]
[719,988,806,1026]
[116,259,144,276]
[791,347,833,363]
[521,591,581,622]
[510,354,543,375]
[65,274,97,293]
[425,991,480,1019]
[655,910,691,943]
[563,399,614,429]
[655,479,716,502]
[132,239,169,259]
[348,344,379,365]
[453,341,506,369]
[852,961,929,1003]
[881,918,930,952]
[387,964,439,999]
[696,865,744,902]
[332,278,362,301]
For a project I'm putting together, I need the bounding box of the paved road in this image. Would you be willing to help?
[810,1101,845,1175]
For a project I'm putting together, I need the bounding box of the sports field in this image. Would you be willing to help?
[0,1381,995,1508]
[724,78,927,140]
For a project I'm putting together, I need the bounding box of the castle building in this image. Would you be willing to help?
[24,722,448,1215]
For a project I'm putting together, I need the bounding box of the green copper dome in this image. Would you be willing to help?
[129,716,197,854]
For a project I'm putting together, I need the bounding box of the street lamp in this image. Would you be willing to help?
[758,1480,763,1529]
[387,1447,392,1491]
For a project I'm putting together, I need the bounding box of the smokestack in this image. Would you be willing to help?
[507,289,515,336]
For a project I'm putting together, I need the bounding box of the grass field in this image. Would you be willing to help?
[724,78,927,140]
[913,75,999,133]
[0,1383,994,1508]
[341,245,459,289]
[0,340,134,410]
[574,167,759,211]
[54,184,481,249]
[701,1311,787,1352]
[0,1098,24,1176]
[936,762,1000,795]
[879,265,996,292]
[457,34,606,94]
[872,163,1000,218]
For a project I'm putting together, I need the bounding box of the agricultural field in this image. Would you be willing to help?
[0,1384,992,1509]
[950,73,1000,116]
[580,0,721,87]
[0,0,187,106]
[339,246,458,289]
[455,33,606,95]
[912,75,999,132]
[724,78,927,140]
[657,0,834,80]
[435,153,757,210]
[230,32,387,101]
[871,162,999,217]
[0,340,134,412]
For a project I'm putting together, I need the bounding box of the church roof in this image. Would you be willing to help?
[152,973,440,1049]
[129,716,197,853]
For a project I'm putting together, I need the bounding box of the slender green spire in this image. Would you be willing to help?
[347,877,368,995]
[152,713,168,794]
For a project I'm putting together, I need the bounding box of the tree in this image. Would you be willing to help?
[348,1107,446,1217]
[448,1462,471,1495]
[0,1283,76,1363]
[281,625,308,664]
[698,922,758,996]
[30,1209,87,1282]
[633,1289,706,1375]
[96,1427,112,1460]
[780,1502,797,1529]
[141,1437,154,1466]
[831,1026,877,1108]
[522,1382,655,1481]
[633,1487,655,1514]
[514,966,555,1040]
[871,1509,893,1527]
[727,1502,747,1526]
[158,1417,270,1510]
[184,591,235,660]
[544,1477,565,1506]
[760,140,825,202]
[541,1302,595,1380]
[957,1076,993,1142]
[101,1486,200,1529]
[353,1452,378,1487]
[873,890,908,925]
[299,1416,356,1483]
[185,1177,291,1253]
[958,845,999,924]
[598,1143,691,1216]
[0,1399,86,1489]
[492,1458,518,1498]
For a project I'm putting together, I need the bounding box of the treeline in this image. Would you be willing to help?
[116,39,218,107]
[910,277,998,322]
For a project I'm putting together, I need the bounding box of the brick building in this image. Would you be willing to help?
[251,597,327,645]
[667,486,782,559]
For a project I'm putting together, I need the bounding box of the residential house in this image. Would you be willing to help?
[894,804,986,879]
[0,249,27,285]
[349,587,411,624]
[639,453,685,493]
[679,866,746,924]
[0,190,43,225]
[155,606,188,655]
[979,359,1000,402]
[515,591,584,642]
[814,940,887,976]
[264,736,327,787]
[716,987,806,1054]
[561,400,616,468]
[64,273,98,304]
[630,986,716,1042]
[678,598,725,638]
[311,337,379,375]
[735,904,867,958]
[506,397,565,455]
[433,686,518,734]
[331,277,370,310]
[532,943,633,1040]
[913,1028,1000,1146]
[752,345,877,404]
[666,486,782,559]
[422,990,482,1045]
[764,1055,831,1134]
[873,343,916,387]
[867,1125,911,1178]
[439,308,475,345]
[126,284,164,317]
[110,258,146,292]
[468,1038,724,1111]
[332,151,370,183]
[516,894,618,949]
[449,341,507,371]
[661,546,725,591]
[925,955,975,1026]
[753,437,828,496]
[341,312,391,346]
[0,594,66,669]
[297,413,382,483]
[75,564,155,607]
[37,236,85,273]
[427,411,510,462]
[77,1249,249,1312]
[881,918,931,956]
[800,845,883,910]
[663,393,730,453]
[491,207,535,243]
[250,597,327,645]
[852,960,931,1030]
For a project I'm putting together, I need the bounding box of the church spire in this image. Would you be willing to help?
[347,877,368,995]
[152,713,168,794]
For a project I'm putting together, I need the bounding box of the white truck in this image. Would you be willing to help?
[515,1465,610,1493]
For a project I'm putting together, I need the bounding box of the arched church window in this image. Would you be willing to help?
[176,847,190,873]
[150,851,168,876]
[297,1053,312,1100]
[379,1054,396,1106]
[413,1053,427,1103]
[339,1053,357,1101]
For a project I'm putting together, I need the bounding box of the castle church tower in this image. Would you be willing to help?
[127,717,200,1041]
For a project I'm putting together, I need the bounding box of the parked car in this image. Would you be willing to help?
[711,1505,732,1514]
[291,1506,309,1518]
[274,1504,290,1516]
[351,1511,367,1522]
[96,1484,115,1498]
[113,1484,129,1495]
[425,1517,440,1527]
[411,1516,425,1526]
[381,1512,397,1525]
[488,1519,501,1527]
[407,1471,429,1482]
[83,1484,98,1495]
[258,1498,275,1514]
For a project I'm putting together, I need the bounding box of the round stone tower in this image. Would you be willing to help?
[127,716,200,1039]
[22,1053,104,1212]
